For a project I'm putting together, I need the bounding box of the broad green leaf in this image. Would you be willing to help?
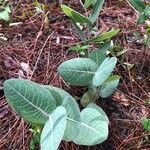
[58,58,98,86]
[40,106,67,150]
[0,10,9,21]
[4,79,56,124]
[43,85,109,144]
[129,0,145,13]
[93,57,117,86]
[43,85,81,141]
[99,75,120,98]
[88,29,120,43]
[81,89,98,107]
[73,104,109,145]
[88,103,109,123]
[61,97,81,141]
[61,5,92,25]
[44,86,63,106]
[89,49,106,65]
[89,0,104,23]
[5,5,11,13]
[142,118,150,132]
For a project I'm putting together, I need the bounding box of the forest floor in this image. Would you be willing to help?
[0,0,150,150]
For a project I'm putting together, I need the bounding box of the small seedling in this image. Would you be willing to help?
[58,49,120,106]
[61,2,120,43]
[61,1,120,59]
[68,44,89,55]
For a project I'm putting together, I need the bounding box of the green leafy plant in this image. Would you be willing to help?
[3,1,121,149]
[58,50,120,106]
[61,1,120,70]
[68,44,89,55]
[129,0,150,24]
[61,1,120,44]
[0,0,11,22]
[60,1,120,94]
[4,79,109,149]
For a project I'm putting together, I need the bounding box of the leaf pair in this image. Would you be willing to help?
[44,84,109,145]
[41,103,109,150]
[58,57,117,87]
[4,79,109,149]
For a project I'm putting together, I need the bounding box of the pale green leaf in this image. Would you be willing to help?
[5,5,11,13]
[92,57,117,86]
[61,5,92,25]
[89,0,104,23]
[40,106,67,150]
[99,75,120,98]
[88,103,109,124]
[43,85,81,141]
[0,10,9,21]
[73,104,109,145]
[58,58,98,86]
[44,86,63,106]
[88,29,120,43]
[61,97,81,141]
[89,49,106,65]
[4,79,57,124]
[43,85,109,144]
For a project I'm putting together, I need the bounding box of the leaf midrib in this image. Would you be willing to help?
[67,117,101,135]
[6,83,49,117]
[60,68,95,74]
